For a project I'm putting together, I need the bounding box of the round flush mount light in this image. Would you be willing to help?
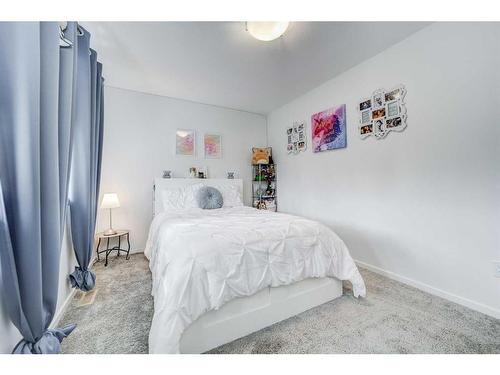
[246,22,289,41]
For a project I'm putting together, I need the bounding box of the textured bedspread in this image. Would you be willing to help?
[144,206,365,353]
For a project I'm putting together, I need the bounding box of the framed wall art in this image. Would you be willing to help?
[311,104,346,152]
[357,84,407,140]
[204,134,222,159]
[286,121,307,154]
[176,129,195,156]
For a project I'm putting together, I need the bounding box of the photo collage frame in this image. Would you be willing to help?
[286,121,307,154]
[358,85,407,140]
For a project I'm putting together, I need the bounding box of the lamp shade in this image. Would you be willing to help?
[101,193,120,209]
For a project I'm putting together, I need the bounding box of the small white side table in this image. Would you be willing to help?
[95,230,130,266]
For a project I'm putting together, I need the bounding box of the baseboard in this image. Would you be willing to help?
[355,259,500,320]
[50,287,78,329]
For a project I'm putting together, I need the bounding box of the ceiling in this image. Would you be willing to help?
[83,22,430,114]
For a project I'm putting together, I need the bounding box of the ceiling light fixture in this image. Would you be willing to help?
[246,22,289,42]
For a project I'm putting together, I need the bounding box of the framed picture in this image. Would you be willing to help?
[361,110,371,124]
[385,88,402,102]
[372,108,386,119]
[176,129,195,156]
[374,119,384,134]
[359,99,371,111]
[386,117,402,129]
[287,121,307,154]
[373,91,385,108]
[204,134,222,159]
[386,100,399,117]
[358,84,407,140]
[360,124,373,136]
[311,104,347,152]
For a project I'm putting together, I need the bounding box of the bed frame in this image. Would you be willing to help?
[153,178,344,354]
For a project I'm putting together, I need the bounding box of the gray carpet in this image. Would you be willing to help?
[60,254,500,354]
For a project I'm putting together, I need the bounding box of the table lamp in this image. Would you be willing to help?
[101,193,120,236]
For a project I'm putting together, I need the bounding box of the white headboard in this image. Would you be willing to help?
[153,178,243,215]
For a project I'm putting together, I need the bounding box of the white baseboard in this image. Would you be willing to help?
[50,287,78,329]
[355,259,500,320]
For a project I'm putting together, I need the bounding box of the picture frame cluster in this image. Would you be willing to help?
[358,85,407,140]
[286,122,307,154]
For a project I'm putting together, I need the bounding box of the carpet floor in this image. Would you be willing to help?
[60,253,500,354]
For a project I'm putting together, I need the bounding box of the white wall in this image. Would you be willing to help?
[97,87,267,252]
[267,23,500,318]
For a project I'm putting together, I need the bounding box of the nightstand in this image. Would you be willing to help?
[95,230,131,266]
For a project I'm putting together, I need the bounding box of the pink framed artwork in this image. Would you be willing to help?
[311,104,347,153]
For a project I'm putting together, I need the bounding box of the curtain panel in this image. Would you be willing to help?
[68,27,105,292]
[0,22,79,354]
[0,21,104,353]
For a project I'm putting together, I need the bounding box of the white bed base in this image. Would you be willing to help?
[153,178,343,354]
[180,277,343,353]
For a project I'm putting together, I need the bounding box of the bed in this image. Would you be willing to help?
[145,178,365,354]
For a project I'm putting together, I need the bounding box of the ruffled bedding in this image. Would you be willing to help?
[144,206,365,353]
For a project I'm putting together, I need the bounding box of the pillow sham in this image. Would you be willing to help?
[215,184,243,207]
[161,188,185,210]
[197,186,223,209]
[183,183,204,209]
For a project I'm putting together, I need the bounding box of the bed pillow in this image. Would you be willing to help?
[215,184,243,207]
[197,186,223,209]
[183,183,204,208]
[161,188,185,210]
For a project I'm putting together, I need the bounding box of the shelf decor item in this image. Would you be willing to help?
[252,158,277,212]
[311,104,346,152]
[101,193,121,236]
[358,84,407,140]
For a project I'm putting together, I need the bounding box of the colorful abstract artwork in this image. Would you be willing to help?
[204,134,222,158]
[176,129,195,156]
[311,104,347,152]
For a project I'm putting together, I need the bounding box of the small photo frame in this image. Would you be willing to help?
[385,88,401,102]
[359,99,371,111]
[372,108,386,119]
[386,117,402,129]
[373,92,384,108]
[360,124,373,135]
[386,100,399,118]
[374,119,384,133]
[361,110,371,124]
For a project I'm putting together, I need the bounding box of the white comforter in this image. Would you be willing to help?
[144,206,366,353]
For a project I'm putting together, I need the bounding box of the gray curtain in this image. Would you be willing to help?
[68,28,105,292]
[0,22,79,353]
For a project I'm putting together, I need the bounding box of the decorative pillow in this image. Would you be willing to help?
[161,188,185,210]
[197,186,223,209]
[214,184,243,207]
[183,183,204,208]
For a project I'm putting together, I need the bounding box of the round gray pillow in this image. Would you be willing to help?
[197,186,223,209]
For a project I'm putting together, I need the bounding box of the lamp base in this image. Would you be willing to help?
[103,228,117,236]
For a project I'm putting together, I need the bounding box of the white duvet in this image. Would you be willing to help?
[144,206,366,353]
